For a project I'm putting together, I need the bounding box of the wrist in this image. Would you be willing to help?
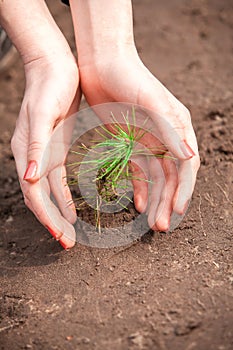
[0,0,71,65]
[69,0,136,67]
[78,43,138,71]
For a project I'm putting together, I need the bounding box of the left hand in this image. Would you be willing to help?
[11,54,81,248]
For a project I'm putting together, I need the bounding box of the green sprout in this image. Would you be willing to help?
[67,107,169,233]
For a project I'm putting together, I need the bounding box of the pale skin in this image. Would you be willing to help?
[0,0,200,249]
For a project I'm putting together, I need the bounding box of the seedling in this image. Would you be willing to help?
[67,107,169,233]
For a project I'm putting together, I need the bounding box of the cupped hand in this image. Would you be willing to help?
[79,52,200,231]
[11,54,81,248]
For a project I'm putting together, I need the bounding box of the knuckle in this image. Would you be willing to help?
[28,140,43,153]
[190,154,201,174]
[174,105,191,130]
[11,133,19,155]
[180,108,191,125]
[35,207,44,221]
[22,185,33,204]
[182,105,191,118]
[23,195,31,208]
[195,155,201,171]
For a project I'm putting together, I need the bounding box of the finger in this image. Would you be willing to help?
[48,165,77,224]
[22,106,54,183]
[137,72,197,160]
[147,157,165,229]
[22,178,76,249]
[173,154,200,215]
[154,155,178,231]
[24,88,81,182]
[23,87,81,184]
[12,121,75,248]
[149,107,196,161]
[11,105,29,180]
[130,156,149,213]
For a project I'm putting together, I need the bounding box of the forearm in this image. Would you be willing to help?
[69,0,137,67]
[0,0,72,64]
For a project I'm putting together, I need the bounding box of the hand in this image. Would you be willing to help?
[11,54,81,248]
[78,52,200,231]
[1,0,82,248]
[69,0,200,231]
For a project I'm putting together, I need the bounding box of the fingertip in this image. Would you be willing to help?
[46,225,76,249]
[59,239,75,250]
[173,189,190,215]
[179,140,195,160]
[148,212,170,232]
[134,193,147,213]
[155,217,170,232]
[173,199,189,216]
[59,227,76,249]
[23,160,39,182]
[46,226,62,240]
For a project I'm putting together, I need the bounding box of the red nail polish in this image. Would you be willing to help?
[23,160,37,180]
[46,226,61,240]
[59,240,69,250]
[180,140,195,159]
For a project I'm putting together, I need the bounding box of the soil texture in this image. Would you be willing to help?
[0,1,232,349]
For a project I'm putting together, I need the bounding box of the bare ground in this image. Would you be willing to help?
[0,1,233,349]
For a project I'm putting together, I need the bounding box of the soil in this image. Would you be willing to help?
[0,0,232,349]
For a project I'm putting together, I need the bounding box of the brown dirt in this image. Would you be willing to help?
[0,1,233,349]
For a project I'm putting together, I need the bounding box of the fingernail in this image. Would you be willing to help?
[23,160,37,180]
[180,140,195,159]
[46,226,61,240]
[59,240,69,250]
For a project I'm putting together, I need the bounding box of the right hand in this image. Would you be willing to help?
[78,52,200,231]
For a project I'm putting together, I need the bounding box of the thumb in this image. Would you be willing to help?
[23,112,53,183]
[136,69,197,160]
[150,111,196,160]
